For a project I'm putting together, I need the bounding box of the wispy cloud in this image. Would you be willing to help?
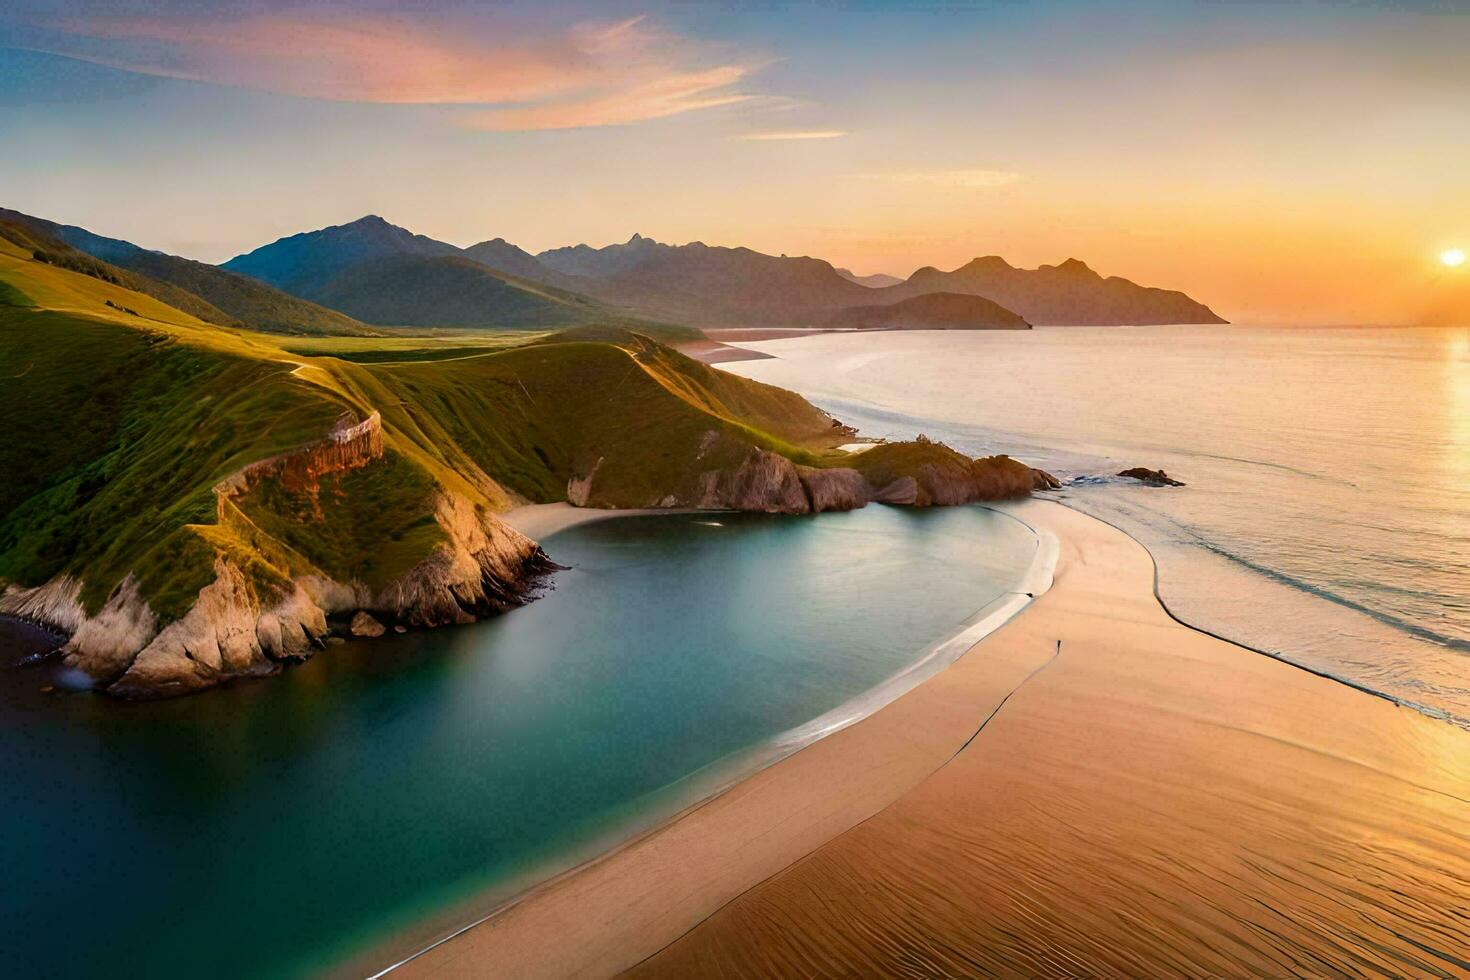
[465,64,755,132]
[740,130,848,141]
[22,11,761,130]
[858,169,1025,189]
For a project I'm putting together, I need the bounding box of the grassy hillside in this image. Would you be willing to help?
[310,254,610,330]
[0,216,236,326]
[0,239,1040,696]
[0,208,377,336]
[103,249,377,336]
[0,241,838,685]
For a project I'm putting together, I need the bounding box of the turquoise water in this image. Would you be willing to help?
[0,506,1035,977]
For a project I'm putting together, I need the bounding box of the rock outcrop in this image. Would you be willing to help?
[350,611,386,638]
[797,466,869,512]
[91,490,554,697]
[1118,467,1185,487]
[1031,468,1062,491]
[562,427,1047,518]
[378,493,554,627]
[695,448,810,514]
[108,558,312,697]
[871,477,920,505]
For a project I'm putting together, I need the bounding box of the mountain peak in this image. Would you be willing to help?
[1053,257,1094,275]
[959,255,1015,274]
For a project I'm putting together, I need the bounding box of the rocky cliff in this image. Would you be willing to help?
[566,429,1054,517]
[2,411,554,697]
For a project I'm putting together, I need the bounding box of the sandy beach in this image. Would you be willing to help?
[386,499,1470,978]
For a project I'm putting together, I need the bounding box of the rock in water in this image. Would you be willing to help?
[350,611,386,638]
[1118,467,1185,487]
[1030,468,1062,491]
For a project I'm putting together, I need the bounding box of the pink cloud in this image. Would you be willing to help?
[33,11,759,128]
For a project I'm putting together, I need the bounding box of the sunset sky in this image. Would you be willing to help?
[2,0,1467,324]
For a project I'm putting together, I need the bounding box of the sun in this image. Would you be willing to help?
[1442,248,1467,267]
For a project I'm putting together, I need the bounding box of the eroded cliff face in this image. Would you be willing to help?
[694,447,810,513]
[213,411,385,509]
[377,493,554,628]
[797,466,869,513]
[4,411,553,698]
[565,428,1051,516]
[3,411,1050,699]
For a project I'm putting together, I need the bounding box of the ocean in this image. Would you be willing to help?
[725,324,1470,729]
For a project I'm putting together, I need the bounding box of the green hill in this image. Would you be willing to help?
[0,239,1045,698]
[309,254,609,330]
[0,215,236,326]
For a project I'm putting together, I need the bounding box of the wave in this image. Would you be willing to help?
[1068,506,1470,732]
[800,391,1470,731]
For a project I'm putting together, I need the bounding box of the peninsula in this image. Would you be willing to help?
[0,209,1052,698]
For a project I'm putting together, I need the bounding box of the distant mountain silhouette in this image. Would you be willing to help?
[223,216,606,329]
[539,236,885,327]
[537,234,668,279]
[222,217,1224,330]
[223,215,459,299]
[884,255,1226,325]
[463,237,580,288]
[827,292,1030,331]
[536,234,1221,327]
[835,267,904,289]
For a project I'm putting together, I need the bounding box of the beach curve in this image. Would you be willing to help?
[349,501,1057,978]
[375,499,1470,978]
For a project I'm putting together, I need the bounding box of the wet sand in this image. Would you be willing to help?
[393,500,1470,978]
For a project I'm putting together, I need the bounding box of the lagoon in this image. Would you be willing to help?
[0,505,1036,977]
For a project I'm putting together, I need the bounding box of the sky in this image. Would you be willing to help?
[1,0,1467,324]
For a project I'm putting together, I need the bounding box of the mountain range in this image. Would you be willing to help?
[835,268,905,289]
[886,255,1226,326]
[220,215,616,331]
[3,206,1228,334]
[528,229,1223,327]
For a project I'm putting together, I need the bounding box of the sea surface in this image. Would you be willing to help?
[726,324,1470,729]
[0,506,1036,978]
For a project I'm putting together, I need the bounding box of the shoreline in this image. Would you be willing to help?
[373,499,1470,978]
[341,502,1057,978]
